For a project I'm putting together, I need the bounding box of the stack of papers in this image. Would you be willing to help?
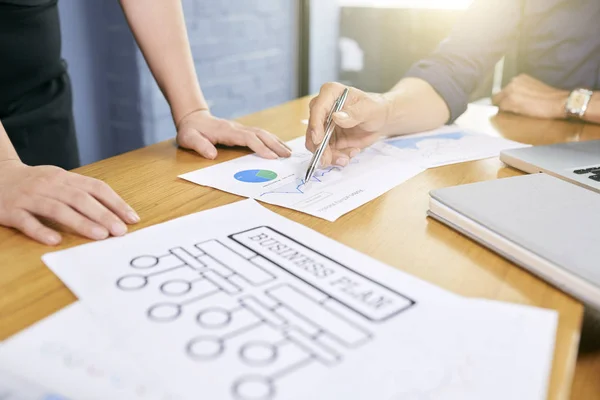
[0,200,557,400]
[180,127,527,221]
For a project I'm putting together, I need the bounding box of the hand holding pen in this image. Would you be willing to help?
[304,88,350,182]
[304,83,393,173]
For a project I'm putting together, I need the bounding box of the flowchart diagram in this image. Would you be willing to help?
[116,226,416,400]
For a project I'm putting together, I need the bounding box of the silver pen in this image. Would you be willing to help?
[304,87,350,183]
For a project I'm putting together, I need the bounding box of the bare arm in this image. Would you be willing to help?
[118,0,290,159]
[383,78,450,135]
[118,0,206,124]
[306,0,521,166]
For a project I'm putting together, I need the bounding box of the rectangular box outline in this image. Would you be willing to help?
[195,239,276,286]
[229,226,416,322]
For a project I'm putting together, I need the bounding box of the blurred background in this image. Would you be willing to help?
[60,0,491,166]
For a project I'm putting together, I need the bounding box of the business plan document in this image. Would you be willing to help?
[41,200,557,400]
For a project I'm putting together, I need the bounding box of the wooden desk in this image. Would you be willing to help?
[1,98,599,399]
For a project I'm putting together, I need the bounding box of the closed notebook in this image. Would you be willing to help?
[428,173,600,308]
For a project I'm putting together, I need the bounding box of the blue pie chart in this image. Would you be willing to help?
[234,169,278,183]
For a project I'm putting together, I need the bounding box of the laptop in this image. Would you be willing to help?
[428,173,600,309]
[500,140,600,193]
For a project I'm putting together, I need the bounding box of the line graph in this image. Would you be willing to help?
[179,137,424,221]
[258,146,395,198]
[259,166,342,197]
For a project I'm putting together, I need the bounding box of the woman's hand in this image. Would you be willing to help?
[176,110,292,160]
[0,160,139,245]
[305,83,392,167]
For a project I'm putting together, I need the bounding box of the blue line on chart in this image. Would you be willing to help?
[259,166,341,197]
[386,132,468,150]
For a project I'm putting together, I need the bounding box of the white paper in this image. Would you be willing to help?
[0,368,70,400]
[296,299,558,400]
[385,126,529,168]
[42,200,556,400]
[0,303,177,400]
[179,137,425,221]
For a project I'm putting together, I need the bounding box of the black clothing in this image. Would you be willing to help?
[0,0,79,169]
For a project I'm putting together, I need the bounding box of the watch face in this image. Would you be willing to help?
[567,89,593,117]
[570,92,587,110]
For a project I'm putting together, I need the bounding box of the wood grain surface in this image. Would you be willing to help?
[1,98,599,399]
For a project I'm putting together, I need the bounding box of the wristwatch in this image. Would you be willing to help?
[565,88,594,119]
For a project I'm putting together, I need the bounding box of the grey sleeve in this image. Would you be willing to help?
[405,0,523,122]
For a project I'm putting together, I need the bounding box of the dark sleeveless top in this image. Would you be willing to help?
[0,0,79,169]
[0,0,64,115]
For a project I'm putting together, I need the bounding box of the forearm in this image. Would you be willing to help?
[582,93,600,124]
[119,0,208,124]
[381,78,451,136]
[0,121,20,163]
[381,0,519,134]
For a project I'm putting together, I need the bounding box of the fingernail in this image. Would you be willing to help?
[280,144,292,156]
[127,210,140,223]
[336,158,349,167]
[46,233,61,246]
[335,111,350,120]
[350,149,360,158]
[91,226,109,240]
[269,151,279,160]
[111,222,127,237]
[208,149,218,159]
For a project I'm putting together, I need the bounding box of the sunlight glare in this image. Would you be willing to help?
[339,0,474,11]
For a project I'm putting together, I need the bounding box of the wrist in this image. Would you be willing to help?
[170,96,210,127]
[380,91,408,134]
[553,93,570,120]
[0,158,24,170]
[174,106,211,129]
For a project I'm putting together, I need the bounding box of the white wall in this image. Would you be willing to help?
[309,0,340,93]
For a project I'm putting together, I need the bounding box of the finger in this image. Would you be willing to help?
[27,196,110,241]
[515,74,548,89]
[276,137,293,152]
[497,93,524,115]
[319,145,334,168]
[54,186,128,237]
[332,147,360,166]
[331,109,363,130]
[305,133,316,152]
[307,82,347,147]
[242,132,278,159]
[10,209,62,246]
[330,147,361,167]
[492,90,507,106]
[253,129,292,158]
[69,175,139,225]
[331,126,379,150]
[177,127,218,159]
